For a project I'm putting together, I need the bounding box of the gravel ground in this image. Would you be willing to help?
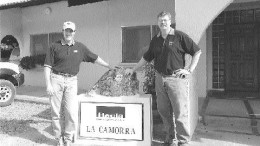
[2,95,259,146]
[0,100,55,146]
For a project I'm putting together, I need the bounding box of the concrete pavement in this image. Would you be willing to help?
[15,85,260,146]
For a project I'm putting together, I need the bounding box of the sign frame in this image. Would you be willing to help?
[75,94,152,146]
[78,102,144,141]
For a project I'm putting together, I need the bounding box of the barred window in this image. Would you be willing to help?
[30,32,63,55]
[122,25,159,63]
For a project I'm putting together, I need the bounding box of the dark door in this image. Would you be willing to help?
[225,24,258,91]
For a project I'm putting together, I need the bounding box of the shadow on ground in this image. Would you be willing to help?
[0,119,56,145]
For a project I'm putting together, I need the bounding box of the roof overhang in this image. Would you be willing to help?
[68,0,107,7]
[0,0,65,10]
[0,0,108,10]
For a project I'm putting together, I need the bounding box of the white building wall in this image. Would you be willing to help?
[0,0,175,90]
[175,0,234,98]
[0,8,23,50]
[1,0,257,95]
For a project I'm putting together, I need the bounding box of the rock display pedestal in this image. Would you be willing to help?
[73,67,198,145]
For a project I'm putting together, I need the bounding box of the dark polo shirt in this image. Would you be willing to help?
[143,28,200,75]
[44,40,98,76]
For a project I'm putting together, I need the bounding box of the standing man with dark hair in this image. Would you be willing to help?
[44,21,114,146]
[126,11,201,146]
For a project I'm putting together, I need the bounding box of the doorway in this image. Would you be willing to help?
[225,23,259,92]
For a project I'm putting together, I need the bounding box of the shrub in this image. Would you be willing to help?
[20,54,45,70]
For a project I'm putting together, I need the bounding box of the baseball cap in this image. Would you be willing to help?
[63,21,76,31]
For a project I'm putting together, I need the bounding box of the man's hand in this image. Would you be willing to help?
[174,69,191,78]
[46,85,55,96]
[125,68,134,75]
[108,65,120,71]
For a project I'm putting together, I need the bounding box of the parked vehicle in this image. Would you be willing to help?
[0,61,24,107]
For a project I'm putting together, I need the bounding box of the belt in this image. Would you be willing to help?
[52,70,75,77]
[155,70,184,78]
[155,70,173,77]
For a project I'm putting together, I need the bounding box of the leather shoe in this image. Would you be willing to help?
[56,137,64,146]
[64,140,71,146]
[178,142,189,146]
[161,142,178,146]
[161,141,171,146]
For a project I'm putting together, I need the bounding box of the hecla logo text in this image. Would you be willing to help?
[96,106,125,121]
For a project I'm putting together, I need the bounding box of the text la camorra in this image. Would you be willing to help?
[86,125,136,135]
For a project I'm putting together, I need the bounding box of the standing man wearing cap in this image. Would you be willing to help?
[44,21,114,146]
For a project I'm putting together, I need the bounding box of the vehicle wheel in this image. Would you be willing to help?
[0,79,16,107]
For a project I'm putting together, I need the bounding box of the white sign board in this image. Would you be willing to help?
[79,102,143,140]
[75,94,152,146]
